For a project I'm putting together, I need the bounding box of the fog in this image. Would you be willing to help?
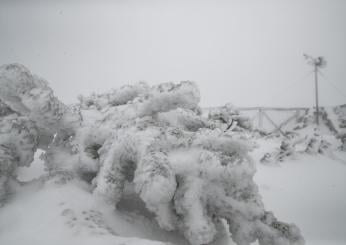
[1,0,345,107]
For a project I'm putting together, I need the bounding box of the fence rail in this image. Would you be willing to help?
[237,107,309,136]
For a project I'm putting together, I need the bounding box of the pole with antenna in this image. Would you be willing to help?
[303,54,327,126]
[314,64,319,125]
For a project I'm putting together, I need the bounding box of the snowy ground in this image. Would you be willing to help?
[1,139,345,245]
[253,138,346,245]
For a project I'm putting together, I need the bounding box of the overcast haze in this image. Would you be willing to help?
[1,0,346,107]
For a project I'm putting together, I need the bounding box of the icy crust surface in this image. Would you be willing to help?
[0,64,304,245]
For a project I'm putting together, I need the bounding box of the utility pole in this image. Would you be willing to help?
[304,54,327,126]
[314,64,319,125]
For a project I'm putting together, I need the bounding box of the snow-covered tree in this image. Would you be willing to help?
[0,64,304,245]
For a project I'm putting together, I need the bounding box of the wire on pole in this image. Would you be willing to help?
[318,71,346,99]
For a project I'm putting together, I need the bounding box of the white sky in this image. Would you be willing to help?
[1,0,346,107]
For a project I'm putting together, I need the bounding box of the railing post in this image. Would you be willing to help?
[295,110,300,122]
[258,108,263,130]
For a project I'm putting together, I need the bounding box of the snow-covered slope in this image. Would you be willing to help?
[1,64,344,245]
[0,176,174,245]
[2,159,232,245]
[252,138,346,245]
[2,139,345,245]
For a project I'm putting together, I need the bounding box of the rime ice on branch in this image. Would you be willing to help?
[0,99,39,197]
[0,64,304,245]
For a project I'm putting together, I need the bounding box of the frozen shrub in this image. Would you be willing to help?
[0,63,79,138]
[339,133,346,151]
[0,113,38,199]
[261,127,338,165]
[208,103,252,132]
[261,140,295,164]
[303,129,334,155]
[78,82,150,109]
[0,64,304,245]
